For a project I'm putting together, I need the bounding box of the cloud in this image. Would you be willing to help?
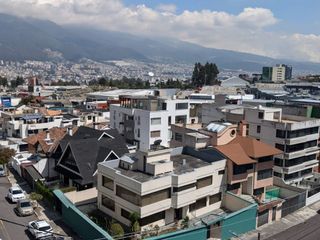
[156,3,176,13]
[0,0,319,62]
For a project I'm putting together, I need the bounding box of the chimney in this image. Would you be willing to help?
[93,122,98,130]
[239,120,247,137]
[67,127,73,136]
[45,130,50,140]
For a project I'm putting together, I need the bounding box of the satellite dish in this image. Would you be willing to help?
[148,72,155,77]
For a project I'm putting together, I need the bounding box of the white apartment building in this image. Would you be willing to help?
[97,146,226,229]
[110,96,196,151]
[245,106,320,185]
[1,109,63,139]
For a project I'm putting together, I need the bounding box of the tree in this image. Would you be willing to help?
[30,192,43,208]
[0,148,15,169]
[20,95,35,106]
[110,223,124,237]
[181,216,189,229]
[191,62,219,87]
[129,212,140,233]
[16,76,24,86]
[98,78,108,86]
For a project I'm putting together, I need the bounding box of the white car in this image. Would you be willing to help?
[6,186,26,203]
[27,220,53,239]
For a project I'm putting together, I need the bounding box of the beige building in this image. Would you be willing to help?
[97,145,227,229]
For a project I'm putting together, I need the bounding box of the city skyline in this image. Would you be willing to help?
[0,0,319,63]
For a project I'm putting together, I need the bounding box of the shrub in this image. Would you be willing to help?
[60,186,77,193]
[110,223,124,237]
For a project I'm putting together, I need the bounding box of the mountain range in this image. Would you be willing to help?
[0,13,319,73]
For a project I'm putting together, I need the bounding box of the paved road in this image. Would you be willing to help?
[0,176,36,240]
[267,213,320,240]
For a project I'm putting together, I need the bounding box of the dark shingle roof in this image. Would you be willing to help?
[55,126,128,186]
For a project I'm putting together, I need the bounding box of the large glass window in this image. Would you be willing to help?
[150,131,161,138]
[209,193,222,205]
[176,103,188,110]
[175,115,187,124]
[116,185,140,206]
[233,164,253,175]
[172,183,196,193]
[139,211,165,226]
[121,208,131,219]
[257,169,273,180]
[151,118,161,125]
[196,176,212,189]
[277,127,319,139]
[102,176,114,190]
[102,195,115,211]
[284,172,299,181]
[285,140,317,153]
[189,197,207,212]
[284,154,316,167]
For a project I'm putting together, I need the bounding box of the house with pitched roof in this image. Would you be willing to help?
[54,126,128,191]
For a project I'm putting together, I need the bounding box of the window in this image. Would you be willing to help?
[284,172,299,181]
[301,168,312,176]
[253,187,264,196]
[141,188,171,206]
[151,118,161,125]
[174,133,183,142]
[257,125,261,133]
[102,176,114,190]
[284,154,316,167]
[175,115,187,124]
[218,170,225,175]
[275,143,284,151]
[287,127,319,139]
[209,193,222,205]
[168,116,172,125]
[137,116,141,125]
[116,185,140,206]
[139,211,165,226]
[233,164,253,175]
[196,176,212,189]
[274,158,283,167]
[258,112,264,119]
[258,156,273,163]
[257,169,273,180]
[274,171,282,178]
[189,197,207,212]
[227,183,240,191]
[102,195,115,211]
[172,183,196,193]
[176,103,188,110]
[150,131,161,138]
[121,208,131,219]
[285,140,317,153]
[137,128,140,138]
[276,130,286,138]
[88,116,92,120]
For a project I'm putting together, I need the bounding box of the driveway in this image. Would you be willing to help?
[0,176,37,240]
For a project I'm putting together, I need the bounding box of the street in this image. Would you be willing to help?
[0,176,36,240]
[267,213,320,240]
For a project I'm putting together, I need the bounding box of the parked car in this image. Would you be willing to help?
[16,199,34,216]
[0,165,6,177]
[27,220,53,239]
[6,186,26,203]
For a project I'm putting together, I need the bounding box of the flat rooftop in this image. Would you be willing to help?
[114,153,211,183]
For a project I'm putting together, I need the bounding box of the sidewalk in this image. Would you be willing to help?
[236,201,320,240]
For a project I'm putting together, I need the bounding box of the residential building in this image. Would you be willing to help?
[171,121,284,226]
[245,106,320,185]
[1,107,63,138]
[97,145,227,229]
[54,126,128,191]
[110,95,196,151]
[262,64,292,82]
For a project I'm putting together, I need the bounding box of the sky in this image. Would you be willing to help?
[0,0,319,62]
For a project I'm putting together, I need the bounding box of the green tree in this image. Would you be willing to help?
[181,216,189,229]
[110,223,124,237]
[16,76,24,86]
[30,192,43,207]
[20,96,35,106]
[129,212,140,233]
[98,78,108,86]
[191,62,219,87]
[0,148,15,166]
